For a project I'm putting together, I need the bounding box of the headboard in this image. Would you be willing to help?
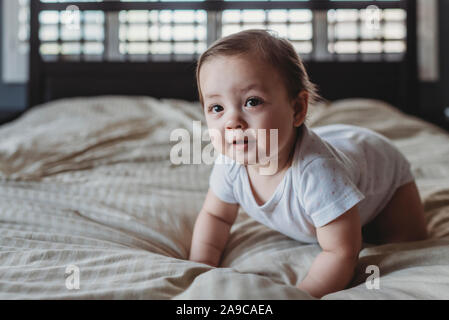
[28,0,418,116]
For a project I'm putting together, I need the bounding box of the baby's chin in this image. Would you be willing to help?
[217,148,279,175]
[222,152,256,165]
[212,141,276,164]
[223,144,256,163]
[224,149,273,166]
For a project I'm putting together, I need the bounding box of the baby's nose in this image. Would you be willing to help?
[225,118,247,130]
[226,122,243,130]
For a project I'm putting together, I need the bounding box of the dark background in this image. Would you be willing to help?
[0,0,448,130]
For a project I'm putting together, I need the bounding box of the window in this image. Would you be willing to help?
[3,0,409,83]
[221,9,313,54]
[327,8,406,56]
[117,3,315,59]
[119,9,207,60]
[39,8,106,57]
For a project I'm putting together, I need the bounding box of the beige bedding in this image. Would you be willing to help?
[0,96,448,300]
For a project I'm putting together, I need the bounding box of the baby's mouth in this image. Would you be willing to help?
[233,138,247,145]
[232,137,255,145]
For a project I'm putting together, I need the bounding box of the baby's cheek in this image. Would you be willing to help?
[260,129,278,149]
[208,129,223,146]
[213,141,225,155]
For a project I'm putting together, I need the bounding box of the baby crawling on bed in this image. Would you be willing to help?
[188,29,428,298]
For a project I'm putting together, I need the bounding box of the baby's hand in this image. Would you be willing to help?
[297,205,362,298]
[189,189,239,267]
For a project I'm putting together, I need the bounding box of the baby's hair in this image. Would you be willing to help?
[196,29,323,109]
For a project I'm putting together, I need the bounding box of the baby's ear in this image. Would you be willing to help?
[292,90,309,127]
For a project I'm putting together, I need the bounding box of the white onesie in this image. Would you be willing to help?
[209,124,414,243]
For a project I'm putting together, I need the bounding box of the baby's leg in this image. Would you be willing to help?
[362,181,428,245]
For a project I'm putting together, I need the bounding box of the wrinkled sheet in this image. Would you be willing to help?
[0,96,448,299]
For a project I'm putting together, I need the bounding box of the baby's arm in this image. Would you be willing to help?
[189,188,239,267]
[298,205,362,298]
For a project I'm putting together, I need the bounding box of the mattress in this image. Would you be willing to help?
[0,96,448,299]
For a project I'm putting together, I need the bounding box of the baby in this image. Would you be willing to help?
[189,29,428,298]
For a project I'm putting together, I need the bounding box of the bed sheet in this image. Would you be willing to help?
[0,96,448,299]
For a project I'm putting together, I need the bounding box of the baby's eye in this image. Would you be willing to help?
[245,97,263,108]
[208,104,224,114]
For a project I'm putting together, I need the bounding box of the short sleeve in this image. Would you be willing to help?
[209,153,238,204]
[299,158,365,228]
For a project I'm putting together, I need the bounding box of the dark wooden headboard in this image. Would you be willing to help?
[28,1,418,116]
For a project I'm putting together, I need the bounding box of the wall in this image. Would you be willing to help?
[0,0,27,111]
[440,0,449,118]
[419,0,449,128]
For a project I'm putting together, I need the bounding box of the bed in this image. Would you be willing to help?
[1,96,449,299]
[1,0,449,300]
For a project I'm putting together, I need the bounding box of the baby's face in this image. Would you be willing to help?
[199,54,302,168]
